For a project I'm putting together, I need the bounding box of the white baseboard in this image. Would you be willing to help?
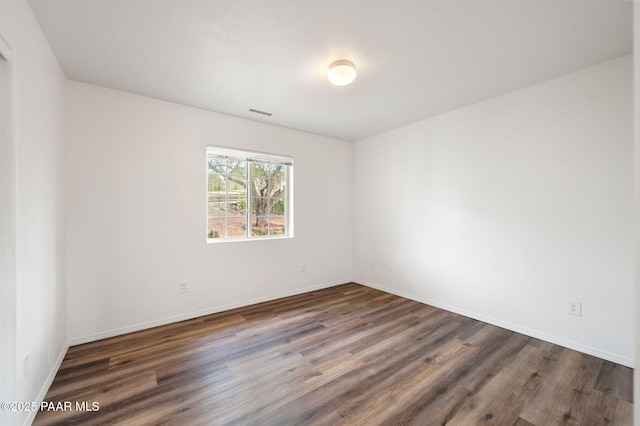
[69,279,351,346]
[355,279,633,368]
[23,343,69,426]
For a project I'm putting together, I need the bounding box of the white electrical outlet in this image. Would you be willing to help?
[180,281,188,293]
[369,260,375,269]
[567,300,582,316]
[301,264,306,272]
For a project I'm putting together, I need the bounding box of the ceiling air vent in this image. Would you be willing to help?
[248,108,272,117]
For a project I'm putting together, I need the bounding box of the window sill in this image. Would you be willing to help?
[207,235,293,244]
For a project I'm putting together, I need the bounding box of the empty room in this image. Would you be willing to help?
[1,0,638,425]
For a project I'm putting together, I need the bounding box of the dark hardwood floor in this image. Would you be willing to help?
[34,283,632,425]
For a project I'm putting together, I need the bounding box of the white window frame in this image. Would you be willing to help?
[206,145,293,242]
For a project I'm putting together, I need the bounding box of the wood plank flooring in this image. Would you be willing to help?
[33,283,633,425]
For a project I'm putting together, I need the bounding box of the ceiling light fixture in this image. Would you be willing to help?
[328,60,357,86]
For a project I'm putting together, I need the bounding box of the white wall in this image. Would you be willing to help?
[65,81,353,342]
[633,4,639,425]
[0,32,17,426]
[353,56,634,366]
[0,1,67,425]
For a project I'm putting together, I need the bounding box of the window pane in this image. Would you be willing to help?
[249,216,286,236]
[207,200,225,216]
[226,216,247,238]
[250,197,265,236]
[207,218,225,239]
[270,198,285,215]
[207,157,227,174]
[251,218,269,236]
[227,199,247,214]
[268,216,286,235]
[208,201,247,216]
[251,163,281,177]
[228,168,247,193]
[269,227,285,236]
[208,217,247,239]
[251,177,285,195]
[207,171,225,193]
[269,180,286,198]
[251,197,269,216]
[207,155,227,170]
[228,160,247,176]
[251,178,285,198]
[226,189,247,210]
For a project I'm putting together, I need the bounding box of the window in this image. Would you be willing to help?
[207,146,293,241]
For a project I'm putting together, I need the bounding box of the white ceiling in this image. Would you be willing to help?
[28,0,632,141]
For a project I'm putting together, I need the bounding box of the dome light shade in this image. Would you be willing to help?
[328,60,357,86]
